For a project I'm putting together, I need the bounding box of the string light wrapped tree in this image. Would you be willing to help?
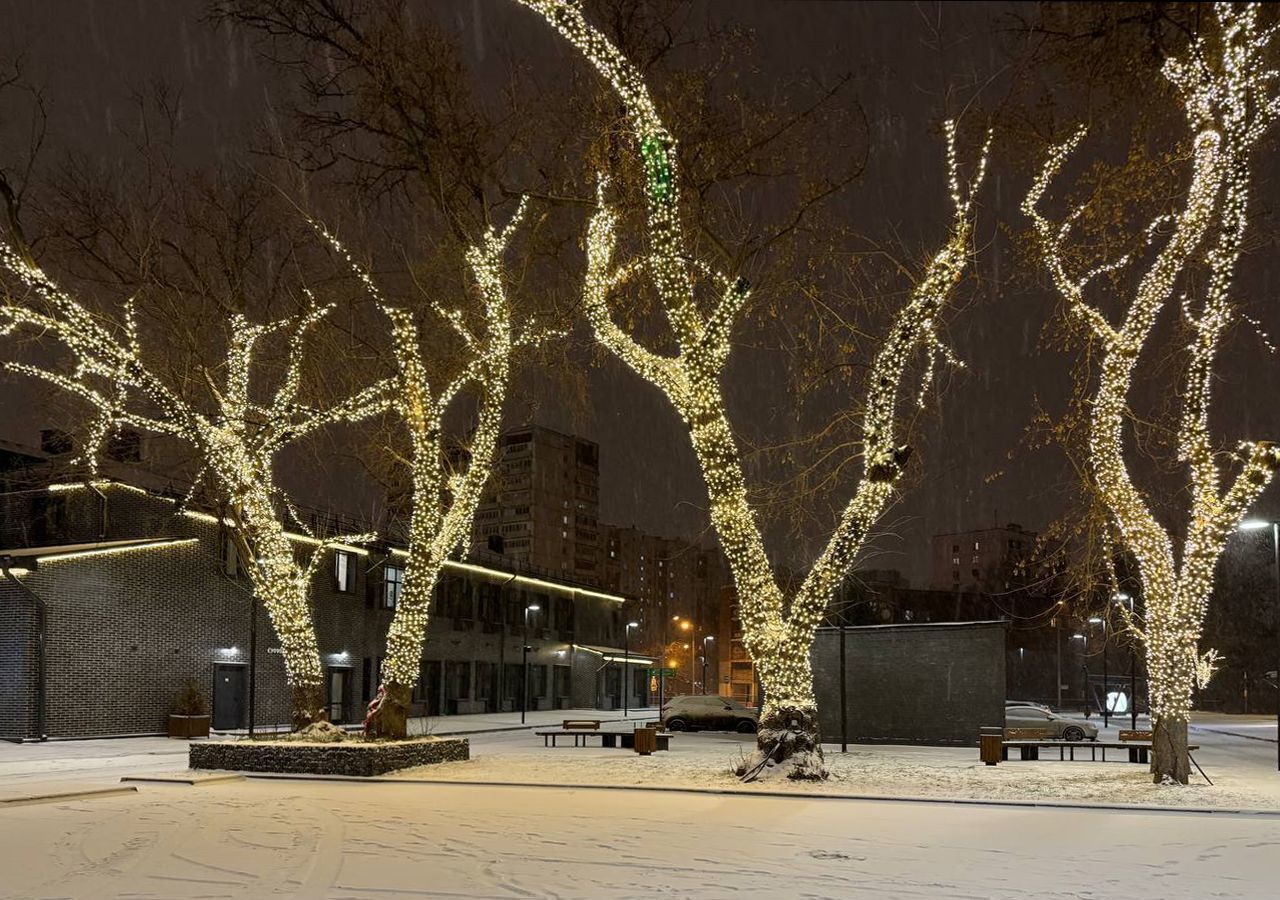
[0,231,389,729]
[313,204,540,739]
[1024,2,1280,783]
[517,0,990,779]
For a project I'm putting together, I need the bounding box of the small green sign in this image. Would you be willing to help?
[647,667,678,677]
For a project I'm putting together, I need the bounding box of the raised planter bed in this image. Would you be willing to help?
[189,736,469,777]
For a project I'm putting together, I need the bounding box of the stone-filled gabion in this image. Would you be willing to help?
[190,737,469,776]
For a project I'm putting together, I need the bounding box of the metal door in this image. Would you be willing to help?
[212,665,246,730]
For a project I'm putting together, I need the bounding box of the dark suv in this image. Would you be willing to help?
[661,695,758,733]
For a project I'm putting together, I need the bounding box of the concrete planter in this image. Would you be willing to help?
[189,737,469,776]
[168,715,210,739]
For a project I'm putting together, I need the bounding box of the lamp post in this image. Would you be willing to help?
[674,616,693,693]
[521,603,539,725]
[702,635,714,695]
[1115,592,1137,730]
[1238,519,1280,771]
[1071,633,1087,715]
[623,620,638,717]
[1089,616,1108,727]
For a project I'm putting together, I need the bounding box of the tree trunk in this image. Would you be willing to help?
[291,682,328,731]
[364,682,412,739]
[736,701,827,781]
[1151,715,1190,784]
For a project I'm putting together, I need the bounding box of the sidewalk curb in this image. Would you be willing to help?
[1189,725,1278,744]
[238,772,1280,818]
[0,785,138,807]
[121,773,245,786]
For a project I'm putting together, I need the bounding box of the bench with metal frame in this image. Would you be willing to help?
[535,728,672,751]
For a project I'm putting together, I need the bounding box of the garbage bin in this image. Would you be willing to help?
[979,726,1003,766]
[634,726,657,756]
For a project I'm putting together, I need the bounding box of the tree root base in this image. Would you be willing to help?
[735,705,828,782]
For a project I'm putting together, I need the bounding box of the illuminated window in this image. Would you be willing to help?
[383,565,404,609]
[334,550,355,593]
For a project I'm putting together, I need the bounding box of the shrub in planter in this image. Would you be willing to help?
[169,680,211,739]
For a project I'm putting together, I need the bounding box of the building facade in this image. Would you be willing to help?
[0,478,651,740]
[930,523,1036,592]
[471,426,601,587]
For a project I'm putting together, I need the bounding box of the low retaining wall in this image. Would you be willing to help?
[190,737,469,777]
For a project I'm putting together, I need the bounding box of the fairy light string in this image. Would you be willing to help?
[519,0,989,748]
[0,235,395,722]
[314,202,533,727]
[1024,3,1280,776]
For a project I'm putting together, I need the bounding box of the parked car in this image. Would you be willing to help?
[1005,699,1051,711]
[661,695,758,733]
[1005,704,1098,741]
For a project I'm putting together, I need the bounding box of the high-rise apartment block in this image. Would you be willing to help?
[472,426,601,586]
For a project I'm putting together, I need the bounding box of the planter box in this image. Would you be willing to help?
[189,737,469,777]
[169,715,211,739]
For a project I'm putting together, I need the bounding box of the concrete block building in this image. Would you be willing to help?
[0,478,652,740]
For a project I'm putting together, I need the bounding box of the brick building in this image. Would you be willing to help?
[0,475,652,740]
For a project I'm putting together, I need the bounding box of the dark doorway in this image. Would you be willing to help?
[417,660,442,716]
[326,667,352,724]
[212,664,246,730]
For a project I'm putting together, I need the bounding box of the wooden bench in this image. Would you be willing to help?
[990,738,1199,764]
[535,728,672,751]
[1119,729,1153,764]
[562,719,601,731]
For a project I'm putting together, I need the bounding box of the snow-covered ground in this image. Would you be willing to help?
[2,776,1278,898]
[1,715,1278,897]
[395,725,1280,811]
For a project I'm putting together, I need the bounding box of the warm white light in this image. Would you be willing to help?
[517,0,990,779]
[1024,2,1280,781]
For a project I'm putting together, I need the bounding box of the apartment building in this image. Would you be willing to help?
[472,426,601,587]
[930,523,1037,593]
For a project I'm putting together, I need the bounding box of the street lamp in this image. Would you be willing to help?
[1071,633,1088,714]
[1238,518,1279,771]
[521,603,539,725]
[1114,592,1138,729]
[702,635,714,695]
[623,620,639,717]
[1089,616,1109,727]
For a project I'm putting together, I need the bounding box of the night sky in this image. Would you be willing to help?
[3,0,1279,586]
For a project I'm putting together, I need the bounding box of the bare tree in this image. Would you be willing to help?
[1024,2,1280,783]
[0,208,391,728]
[309,202,544,738]
[516,0,989,780]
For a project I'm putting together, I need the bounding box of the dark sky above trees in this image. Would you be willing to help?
[3,0,1279,585]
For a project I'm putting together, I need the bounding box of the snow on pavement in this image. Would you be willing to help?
[393,730,1280,812]
[1,777,1277,899]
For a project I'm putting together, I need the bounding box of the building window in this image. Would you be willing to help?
[383,565,404,609]
[973,541,980,550]
[334,550,355,593]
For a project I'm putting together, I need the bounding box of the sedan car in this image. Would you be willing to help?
[1005,704,1098,742]
[661,695,758,733]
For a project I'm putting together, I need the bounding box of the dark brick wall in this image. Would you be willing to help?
[1,482,637,736]
[812,621,1007,746]
[0,579,39,739]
